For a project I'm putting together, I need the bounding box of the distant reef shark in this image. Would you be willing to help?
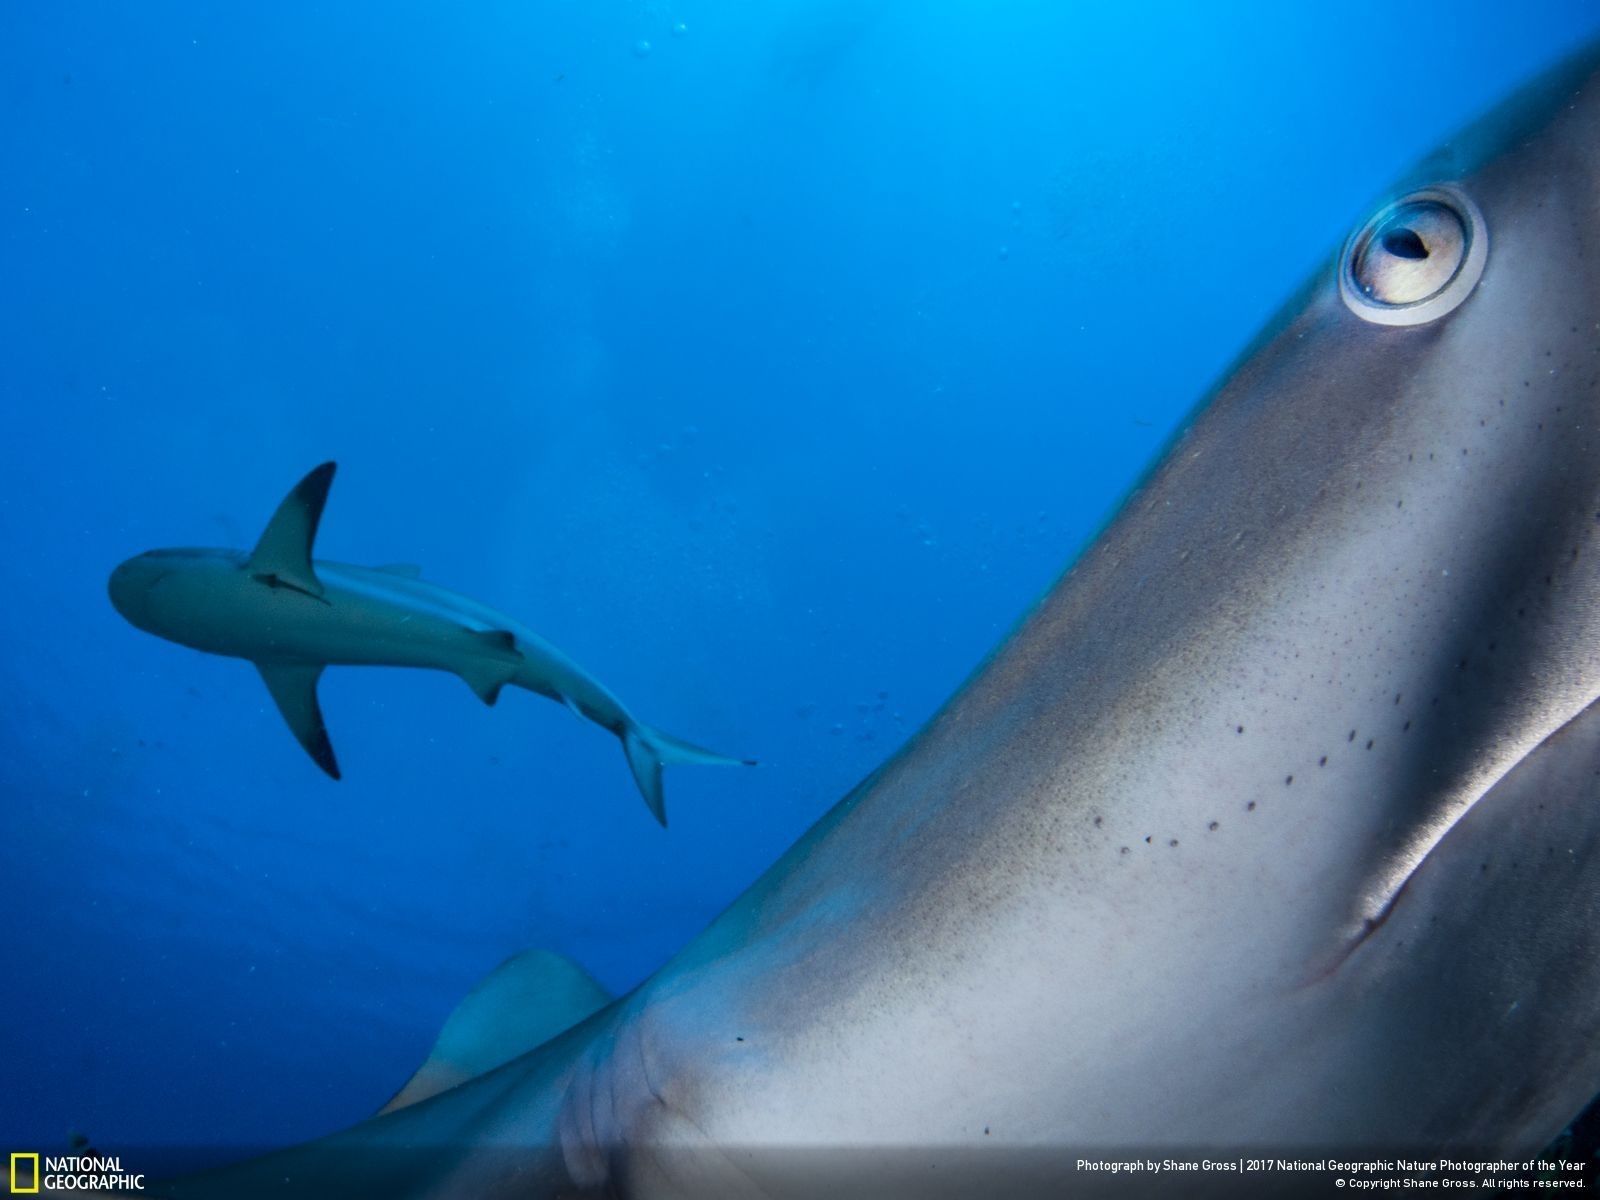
[108,462,753,824]
[127,36,1600,1200]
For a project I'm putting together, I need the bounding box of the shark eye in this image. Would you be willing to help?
[1339,185,1486,326]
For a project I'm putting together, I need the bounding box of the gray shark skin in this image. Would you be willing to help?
[108,463,753,825]
[152,40,1600,1200]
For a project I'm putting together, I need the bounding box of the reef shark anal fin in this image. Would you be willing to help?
[377,948,611,1115]
[458,629,524,707]
[248,461,337,600]
[256,661,341,780]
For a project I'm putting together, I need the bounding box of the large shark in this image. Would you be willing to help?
[107,463,754,825]
[141,38,1600,1200]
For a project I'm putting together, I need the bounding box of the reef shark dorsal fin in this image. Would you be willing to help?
[249,462,336,599]
[377,949,611,1115]
[256,661,341,779]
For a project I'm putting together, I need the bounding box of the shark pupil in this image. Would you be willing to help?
[1381,227,1429,259]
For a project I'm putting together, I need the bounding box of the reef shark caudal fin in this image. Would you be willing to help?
[622,722,757,827]
[247,461,336,600]
[255,662,340,780]
[377,949,611,1115]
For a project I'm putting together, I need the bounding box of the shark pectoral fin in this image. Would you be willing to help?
[248,462,336,599]
[458,629,523,706]
[377,948,612,1115]
[256,661,341,779]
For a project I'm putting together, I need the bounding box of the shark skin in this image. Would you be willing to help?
[150,40,1600,1199]
[108,463,754,825]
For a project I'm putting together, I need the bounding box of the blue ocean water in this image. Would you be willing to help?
[3,0,1598,1166]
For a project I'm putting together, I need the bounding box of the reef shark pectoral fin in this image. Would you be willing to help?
[377,949,611,1115]
[256,661,341,779]
[248,461,336,599]
[458,629,524,707]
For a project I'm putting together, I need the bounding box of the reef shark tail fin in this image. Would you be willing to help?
[622,722,756,827]
[249,461,336,599]
[377,949,611,1115]
[256,661,341,779]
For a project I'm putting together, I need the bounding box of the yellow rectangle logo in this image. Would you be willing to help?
[9,1152,40,1194]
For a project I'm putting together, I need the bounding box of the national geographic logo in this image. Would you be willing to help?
[7,1152,145,1193]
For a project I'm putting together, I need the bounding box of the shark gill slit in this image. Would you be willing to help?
[1312,682,1600,984]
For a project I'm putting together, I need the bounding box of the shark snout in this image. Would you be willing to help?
[108,554,170,626]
